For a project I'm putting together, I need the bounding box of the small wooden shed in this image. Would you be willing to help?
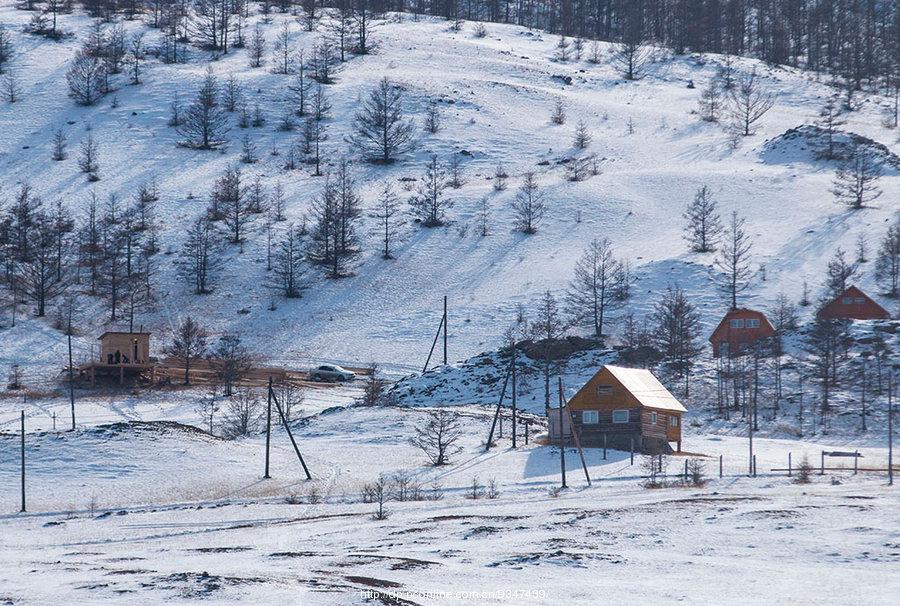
[550,365,687,454]
[816,285,890,321]
[98,331,151,365]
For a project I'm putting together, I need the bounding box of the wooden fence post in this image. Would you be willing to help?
[854,451,858,475]
[684,459,688,481]
[752,455,757,477]
[719,454,723,478]
[788,452,792,477]
[821,450,825,475]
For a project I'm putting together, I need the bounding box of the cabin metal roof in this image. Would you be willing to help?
[98,331,151,340]
[604,365,687,413]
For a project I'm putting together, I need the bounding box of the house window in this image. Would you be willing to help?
[612,410,630,424]
[843,297,854,304]
[582,411,599,424]
[597,384,613,396]
[670,416,679,427]
[855,298,865,304]
[746,319,760,328]
[729,319,745,328]
[650,412,658,424]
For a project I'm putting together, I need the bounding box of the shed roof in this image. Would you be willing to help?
[98,331,151,340]
[603,365,687,413]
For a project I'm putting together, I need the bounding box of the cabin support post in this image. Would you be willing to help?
[684,459,688,481]
[630,437,634,465]
[119,365,124,385]
[603,433,607,460]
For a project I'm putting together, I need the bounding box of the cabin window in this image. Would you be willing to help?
[843,297,854,304]
[650,412,658,424]
[855,298,865,304]
[729,319,744,328]
[746,319,760,328]
[596,384,613,396]
[582,411,599,424]
[671,416,679,427]
[612,410,629,424]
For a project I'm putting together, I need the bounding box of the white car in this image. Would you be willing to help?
[310,364,356,382]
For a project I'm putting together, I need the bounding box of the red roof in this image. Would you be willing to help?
[816,286,890,321]
[708,308,776,357]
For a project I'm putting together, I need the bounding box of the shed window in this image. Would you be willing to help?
[746,319,760,328]
[612,410,630,424]
[650,411,658,424]
[729,319,745,328]
[596,384,613,396]
[671,416,679,427]
[843,297,854,304]
[855,298,865,304]
[582,411,599,424]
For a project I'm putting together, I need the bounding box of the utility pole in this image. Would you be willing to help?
[442,295,448,366]
[68,332,75,430]
[889,372,894,486]
[557,378,567,489]
[511,346,517,449]
[748,403,754,476]
[264,378,272,479]
[20,411,26,513]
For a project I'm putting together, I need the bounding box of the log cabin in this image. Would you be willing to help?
[816,285,890,321]
[99,331,151,365]
[549,365,686,454]
[708,308,776,358]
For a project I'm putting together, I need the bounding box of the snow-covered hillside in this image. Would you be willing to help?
[1,6,898,389]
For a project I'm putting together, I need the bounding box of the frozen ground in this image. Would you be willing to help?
[0,404,898,605]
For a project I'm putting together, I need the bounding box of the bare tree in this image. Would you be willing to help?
[409,154,450,227]
[221,388,262,439]
[211,333,252,396]
[370,181,403,259]
[697,78,723,122]
[566,238,629,337]
[573,119,591,148]
[177,68,230,150]
[66,51,107,105]
[825,247,857,295]
[650,285,703,395]
[875,218,900,297]
[352,77,416,163]
[409,409,463,466]
[727,68,775,136]
[271,21,295,75]
[716,211,753,309]
[550,97,566,124]
[816,96,846,159]
[177,216,224,294]
[511,172,545,234]
[424,100,441,133]
[683,185,722,252]
[52,128,67,161]
[165,316,209,385]
[831,143,883,209]
[271,222,307,297]
[248,23,266,68]
[78,133,100,181]
[613,6,650,81]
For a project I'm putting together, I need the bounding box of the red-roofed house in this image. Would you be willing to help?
[816,285,890,321]
[708,308,776,358]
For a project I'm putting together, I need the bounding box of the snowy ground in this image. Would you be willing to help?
[2,6,900,604]
[1,403,898,605]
